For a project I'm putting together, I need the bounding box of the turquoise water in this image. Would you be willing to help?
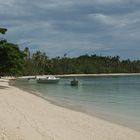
[14,75,140,131]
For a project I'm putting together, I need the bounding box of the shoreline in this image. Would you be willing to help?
[0,80,140,139]
[18,73,140,79]
[56,73,140,77]
[13,83,140,132]
[15,74,140,132]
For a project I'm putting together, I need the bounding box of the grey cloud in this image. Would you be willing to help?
[0,0,140,59]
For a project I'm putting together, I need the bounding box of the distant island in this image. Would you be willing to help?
[0,27,140,76]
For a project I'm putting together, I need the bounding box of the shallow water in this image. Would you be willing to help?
[14,75,140,131]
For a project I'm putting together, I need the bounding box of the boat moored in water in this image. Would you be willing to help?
[36,75,60,84]
[70,78,78,86]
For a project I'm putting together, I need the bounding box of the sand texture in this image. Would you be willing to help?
[0,80,140,140]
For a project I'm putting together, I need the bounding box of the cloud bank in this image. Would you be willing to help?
[0,0,140,59]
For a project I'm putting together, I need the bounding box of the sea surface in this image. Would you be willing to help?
[13,75,140,131]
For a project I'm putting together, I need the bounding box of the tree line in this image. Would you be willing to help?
[0,27,140,76]
[23,50,140,75]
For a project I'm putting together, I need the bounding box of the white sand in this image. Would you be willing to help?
[56,73,140,77]
[0,81,140,140]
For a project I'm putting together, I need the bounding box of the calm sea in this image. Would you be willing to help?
[13,75,140,131]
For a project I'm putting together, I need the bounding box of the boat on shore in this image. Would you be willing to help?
[36,75,60,84]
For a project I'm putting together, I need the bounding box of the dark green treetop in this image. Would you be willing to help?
[0,27,24,76]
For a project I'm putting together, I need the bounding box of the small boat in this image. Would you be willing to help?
[71,78,78,86]
[36,75,60,84]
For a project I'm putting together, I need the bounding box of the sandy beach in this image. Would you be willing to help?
[56,73,140,77]
[0,79,140,140]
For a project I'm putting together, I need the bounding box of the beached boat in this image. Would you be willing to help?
[70,78,78,86]
[36,75,60,83]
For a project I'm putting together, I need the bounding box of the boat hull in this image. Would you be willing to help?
[71,80,78,86]
[37,79,60,84]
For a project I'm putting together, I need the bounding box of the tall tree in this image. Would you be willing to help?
[0,28,24,76]
[0,42,24,76]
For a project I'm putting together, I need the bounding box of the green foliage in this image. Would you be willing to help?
[22,50,48,75]
[0,28,24,76]
[0,42,24,76]
[22,50,140,75]
[1,27,140,76]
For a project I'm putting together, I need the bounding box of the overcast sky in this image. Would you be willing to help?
[0,0,140,59]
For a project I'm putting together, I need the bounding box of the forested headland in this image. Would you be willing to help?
[0,27,140,76]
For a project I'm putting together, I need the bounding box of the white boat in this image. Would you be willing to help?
[36,75,60,83]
